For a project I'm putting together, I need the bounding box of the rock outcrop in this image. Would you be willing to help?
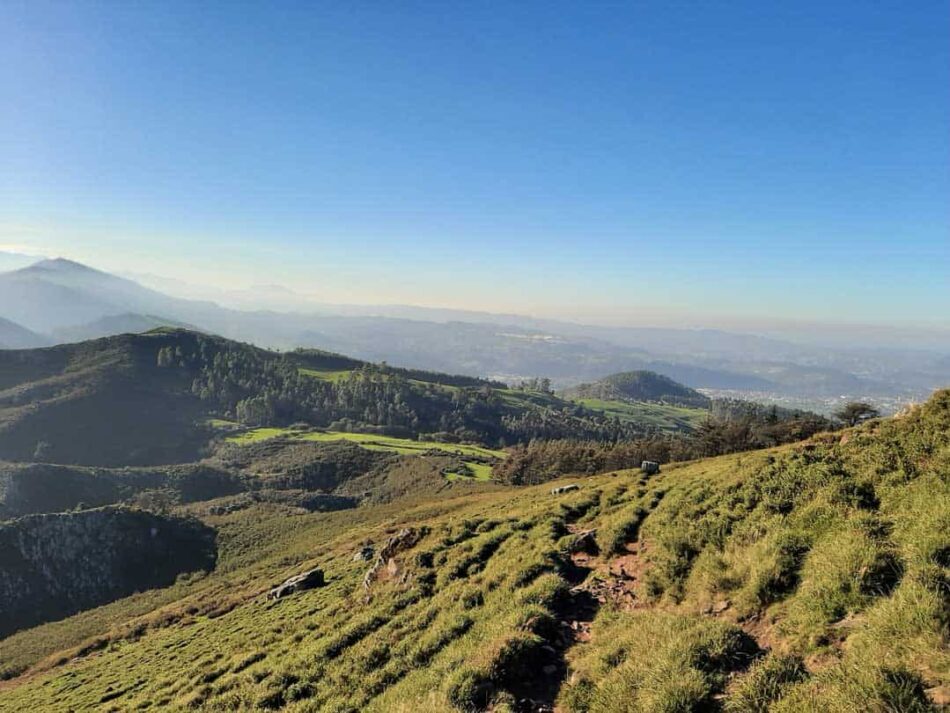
[268,568,325,600]
[640,460,660,475]
[0,506,216,637]
[362,527,425,589]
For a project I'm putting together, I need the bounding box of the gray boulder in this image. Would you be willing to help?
[268,567,325,600]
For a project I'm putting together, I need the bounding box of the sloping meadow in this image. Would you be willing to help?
[1,392,948,711]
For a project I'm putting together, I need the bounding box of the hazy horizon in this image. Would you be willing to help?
[3,248,950,356]
[3,1,948,330]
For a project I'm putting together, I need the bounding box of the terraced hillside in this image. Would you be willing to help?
[1,391,947,711]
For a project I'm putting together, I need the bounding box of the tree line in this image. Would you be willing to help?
[493,407,837,485]
[155,334,653,445]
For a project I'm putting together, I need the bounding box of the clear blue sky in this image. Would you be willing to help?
[1,1,948,325]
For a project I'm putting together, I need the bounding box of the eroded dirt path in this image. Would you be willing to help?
[508,531,655,713]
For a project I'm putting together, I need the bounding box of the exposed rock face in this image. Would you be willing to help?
[640,460,660,475]
[551,484,580,495]
[362,528,425,589]
[268,567,325,600]
[568,529,599,555]
[0,461,244,519]
[353,546,375,562]
[0,507,216,637]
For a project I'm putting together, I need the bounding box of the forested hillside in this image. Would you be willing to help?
[562,369,712,407]
[0,390,946,711]
[0,329,651,466]
[0,329,836,523]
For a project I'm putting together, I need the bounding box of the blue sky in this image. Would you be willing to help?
[1,1,947,325]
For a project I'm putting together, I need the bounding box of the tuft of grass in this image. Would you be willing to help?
[724,654,808,712]
[558,610,759,712]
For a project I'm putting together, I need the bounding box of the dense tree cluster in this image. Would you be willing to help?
[494,407,834,485]
[693,404,832,457]
[499,406,639,444]
[514,377,554,394]
[155,334,648,445]
[492,437,680,485]
[709,398,825,422]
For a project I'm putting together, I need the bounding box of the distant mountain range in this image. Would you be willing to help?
[0,317,46,349]
[0,255,947,412]
[0,250,44,274]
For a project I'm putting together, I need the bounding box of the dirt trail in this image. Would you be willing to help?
[509,534,653,713]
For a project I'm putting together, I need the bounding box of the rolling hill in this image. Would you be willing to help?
[0,329,652,467]
[0,331,216,466]
[2,255,935,409]
[0,329,835,524]
[49,313,196,344]
[0,390,946,710]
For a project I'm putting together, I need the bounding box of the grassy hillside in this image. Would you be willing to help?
[0,435,495,519]
[1,391,947,711]
[223,428,502,483]
[223,428,504,459]
[571,397,708,432]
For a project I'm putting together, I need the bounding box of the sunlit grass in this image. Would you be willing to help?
[297,367,354,383]
[225,427,288,443]
[572,397,708,432]
[227,427,504,460]
[3,391,948,711]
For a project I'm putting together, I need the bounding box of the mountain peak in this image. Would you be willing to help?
[27,257,104,274]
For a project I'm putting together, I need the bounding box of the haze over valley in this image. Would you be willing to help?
[1,252,946,416]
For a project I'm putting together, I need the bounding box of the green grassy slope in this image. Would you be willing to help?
[571,397,708,432]
[222,428,502,485]
[225,427,503,458]
[1,392,948,711]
